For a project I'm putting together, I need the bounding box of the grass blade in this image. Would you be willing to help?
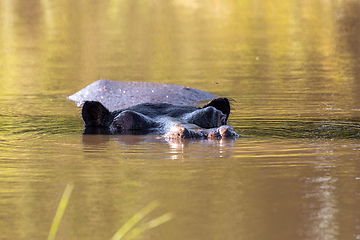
[47,183,74,240]
[125,212,174,240]
[110,201,160,240]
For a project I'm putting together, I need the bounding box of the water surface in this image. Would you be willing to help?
[1,1,360,240]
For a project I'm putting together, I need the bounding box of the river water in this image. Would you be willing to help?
[1,1,360,240]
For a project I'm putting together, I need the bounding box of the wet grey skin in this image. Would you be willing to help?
[81,97,238,139]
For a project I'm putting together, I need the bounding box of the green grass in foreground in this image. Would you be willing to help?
[48,183,174,240]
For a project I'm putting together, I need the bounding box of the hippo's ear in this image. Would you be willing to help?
[203,98,231,122]
[82,101,111,127]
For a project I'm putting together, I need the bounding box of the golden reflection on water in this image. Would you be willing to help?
[1,134,360,239]
[0,0,359,108]
[1,0,360,240]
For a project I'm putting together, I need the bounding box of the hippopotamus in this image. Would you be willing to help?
[70,80,239,140]
[81,97,238,140]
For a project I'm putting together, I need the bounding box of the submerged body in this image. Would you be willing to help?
[82,97,238,140]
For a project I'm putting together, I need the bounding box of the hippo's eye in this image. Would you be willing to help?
[111,120,122,130]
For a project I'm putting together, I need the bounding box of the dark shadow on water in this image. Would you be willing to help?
[82,134,157,146]
[81,118,360,149]
[81,132,238,157]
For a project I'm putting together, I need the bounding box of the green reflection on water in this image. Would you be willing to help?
[234,118,360,139]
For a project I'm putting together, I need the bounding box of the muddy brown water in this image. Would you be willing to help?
[1,1,360,240]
